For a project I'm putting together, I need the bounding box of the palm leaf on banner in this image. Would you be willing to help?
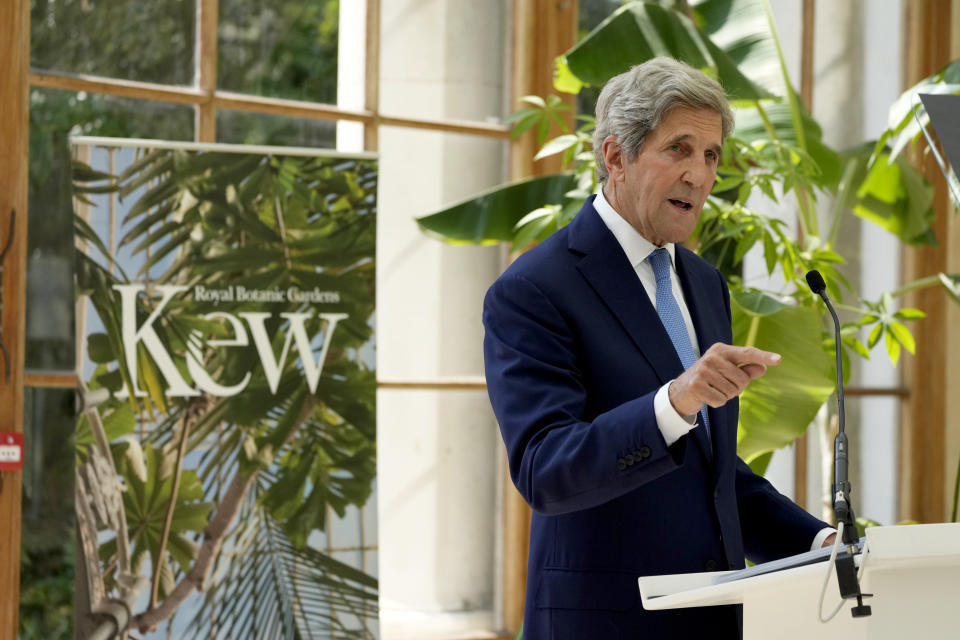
[183,480,377,640]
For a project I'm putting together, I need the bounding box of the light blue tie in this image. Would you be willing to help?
[648,248,711,444]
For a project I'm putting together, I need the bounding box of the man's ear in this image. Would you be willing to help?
[601,135,624,182]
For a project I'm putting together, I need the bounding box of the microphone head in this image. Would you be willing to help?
[805,270,826,295]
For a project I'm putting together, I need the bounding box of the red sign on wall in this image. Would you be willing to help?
[0,432,24,470]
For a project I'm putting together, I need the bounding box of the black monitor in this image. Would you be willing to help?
[918,93,960,206]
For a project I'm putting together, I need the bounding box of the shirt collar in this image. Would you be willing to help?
[593,189,677,269]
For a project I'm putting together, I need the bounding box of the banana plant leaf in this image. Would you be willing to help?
[692,0,784,96]
[940,273,960,305]
[731,290,834,474]
[840,144,936,246]
[416,172,577,244]
[564,1,774,102]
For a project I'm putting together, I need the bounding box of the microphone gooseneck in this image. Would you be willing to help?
[805,269,872,618]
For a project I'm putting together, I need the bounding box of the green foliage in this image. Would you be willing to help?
[218,0,340,103]
[18,544,74,640]
[417,0,954,468]
[564,2,773,101]
[110,443,213,599]
[847,146,936,246]
[854,516,882,538]
[731,290,834,471]
[875,58,960,165]
[417,173,579,246]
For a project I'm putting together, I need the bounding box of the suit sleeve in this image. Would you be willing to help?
[734,458,832,562]
[483,272,686,516]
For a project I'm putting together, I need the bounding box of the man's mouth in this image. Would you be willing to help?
[668,198,693,211]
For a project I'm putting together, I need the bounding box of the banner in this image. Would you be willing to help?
[72,139,378,639]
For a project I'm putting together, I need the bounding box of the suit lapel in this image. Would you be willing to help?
[676,250,726,460]
[569,200,685,387]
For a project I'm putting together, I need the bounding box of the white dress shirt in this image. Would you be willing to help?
[593,189,701,446]
[593,190,835,552]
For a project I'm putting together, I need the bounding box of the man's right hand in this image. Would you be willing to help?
[667,343,781,417]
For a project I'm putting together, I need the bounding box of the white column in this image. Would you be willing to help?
[377,1,507,637]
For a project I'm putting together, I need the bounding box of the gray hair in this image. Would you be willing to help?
[592,57,735,183]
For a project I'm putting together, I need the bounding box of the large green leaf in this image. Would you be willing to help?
[564,1,774,102]
[114,443,213,599]
[416,173,576,245]
[692,0,784,96]
[846,146,936,246]
[732,291,834,471]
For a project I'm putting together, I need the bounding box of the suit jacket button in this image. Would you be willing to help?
[617,459,627,470]
[705,559,719,571]
[625,453,635,465]
[638,446,651,459]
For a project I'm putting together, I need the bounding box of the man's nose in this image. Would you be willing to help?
[681,162,705,189]
[681,161,711,189]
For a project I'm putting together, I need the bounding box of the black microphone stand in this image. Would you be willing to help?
[806,270,872,618]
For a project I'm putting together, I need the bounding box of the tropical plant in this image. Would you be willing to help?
[417,0,960,475]
[73,146,379,638]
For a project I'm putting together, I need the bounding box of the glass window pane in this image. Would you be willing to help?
[331,549,362,571]
[362,479,377,544]
[20,387,76,639]
[31,88,195,141]
[363,550,378,578]
[30,0,195,86]
[218,0,339,103]
[216,109,337,147]
[27,89,193,371]
[329,504,361,548]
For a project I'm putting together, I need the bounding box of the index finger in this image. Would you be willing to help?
[715,344,781,366]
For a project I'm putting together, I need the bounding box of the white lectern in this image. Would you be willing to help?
[638,523,960,639]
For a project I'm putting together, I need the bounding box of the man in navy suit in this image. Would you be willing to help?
[483,58,834,639]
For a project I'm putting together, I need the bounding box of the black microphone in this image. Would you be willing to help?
[805,270,826,295]
[806,269,872,617]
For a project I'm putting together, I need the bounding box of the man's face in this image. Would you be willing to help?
[602,106,722,246]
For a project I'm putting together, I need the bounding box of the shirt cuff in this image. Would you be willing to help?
[654,382,698,446]
[811,527,838,551]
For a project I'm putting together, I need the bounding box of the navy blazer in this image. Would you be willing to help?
[483,197,828,639]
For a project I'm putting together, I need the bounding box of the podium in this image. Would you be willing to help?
[637,523,960,639]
